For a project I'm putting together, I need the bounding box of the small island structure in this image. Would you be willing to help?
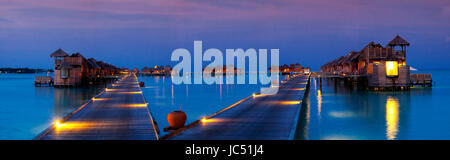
[140,65,172,76]
[270,63,310,75]
[320,35,432,90]
[36,48,123,87]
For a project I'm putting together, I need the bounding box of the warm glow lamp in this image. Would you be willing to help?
[386,61,398,77]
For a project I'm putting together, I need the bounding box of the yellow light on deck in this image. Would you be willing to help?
[200,118,223,123]
[106,88,119,92]
[92,98,109,101]
[268,101,302,105]
[123,91,142,94]
[55,121,66,128]
[252,93,267,98]
[386,61,398,77]
[288,88,305,91]
[122,104,148,107]
[280,101,301,105]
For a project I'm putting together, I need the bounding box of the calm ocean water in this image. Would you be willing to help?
[139,75,275,136]
[1,70,448,139]
[295,70,450,140]
[0,73,104,139]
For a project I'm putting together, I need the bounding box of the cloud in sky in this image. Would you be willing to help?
[1,0,447,29]
[0,0,449,69]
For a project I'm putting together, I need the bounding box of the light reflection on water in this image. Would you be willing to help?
[295,70,450,140]
[0,73,105,139]
[386,96,399,140]
[140,74,285,136]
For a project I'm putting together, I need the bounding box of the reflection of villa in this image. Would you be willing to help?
[320,35,432,89]
[49,48,121,87]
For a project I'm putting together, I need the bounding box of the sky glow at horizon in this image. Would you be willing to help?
[0,0,449,70]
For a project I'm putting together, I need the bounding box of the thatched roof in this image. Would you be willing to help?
[388,35,410,47]
[344,51,360,64]
[361,42,383,51]
[50,48,68,57]
[70,52,85,58]
[56,62,73,70]
[87,58,100,69]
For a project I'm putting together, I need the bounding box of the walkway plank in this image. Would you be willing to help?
[37,74,158,140]
[170,75,309,140]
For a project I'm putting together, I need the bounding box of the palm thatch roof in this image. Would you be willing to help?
[388,35,410,47]
[50,48,69,57]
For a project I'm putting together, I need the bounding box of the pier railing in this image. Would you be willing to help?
[410,74,432,86]
[34,76,53,86]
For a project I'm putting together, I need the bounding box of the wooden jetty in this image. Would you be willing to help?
[165,75,310,140]
[36,74,159,140]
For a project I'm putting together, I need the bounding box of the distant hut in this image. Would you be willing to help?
[293,63,303,73]
[50,49,119,87]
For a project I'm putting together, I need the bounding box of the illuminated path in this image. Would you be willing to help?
[168,75,309,140]
[36,74,158,140]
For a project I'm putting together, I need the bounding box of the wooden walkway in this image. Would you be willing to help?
[36,74,158,140]
[168,75,309,140]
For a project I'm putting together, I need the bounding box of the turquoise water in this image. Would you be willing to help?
[0,73,279,139]
[1,70,448,140]
[0,73,104,139]
[295,70,450,140]
[139,75,276,136]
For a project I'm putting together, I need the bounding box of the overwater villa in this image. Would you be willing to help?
[270,63,310,75]
[43,48,121,87]
[140,65,172,76]
[320,35,432,90]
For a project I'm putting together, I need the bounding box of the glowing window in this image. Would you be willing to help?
[386,61,398,77]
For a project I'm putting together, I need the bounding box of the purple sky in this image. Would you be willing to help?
[0,0,449,70]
